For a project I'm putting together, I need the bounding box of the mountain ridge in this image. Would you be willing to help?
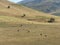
[18,0,60,16]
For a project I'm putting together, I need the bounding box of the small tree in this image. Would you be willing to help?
[48,18,55,23]
[8,6,10,8]
[21,14,26,17]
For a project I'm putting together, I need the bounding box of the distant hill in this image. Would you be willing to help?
[0,0,59,24]
[18,0,60,16]
[0,1,60,45]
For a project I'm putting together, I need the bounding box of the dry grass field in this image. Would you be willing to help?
[0,0,60,45]
[0,24,60,45]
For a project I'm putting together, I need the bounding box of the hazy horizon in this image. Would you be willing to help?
[8,0,23,3]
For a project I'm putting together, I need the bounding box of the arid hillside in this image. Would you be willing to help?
[0,0,60,24]
[0,0,60,45]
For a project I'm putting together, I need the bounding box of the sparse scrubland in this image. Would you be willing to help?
[0,0,60,45]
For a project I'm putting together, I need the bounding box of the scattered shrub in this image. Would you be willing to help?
[7,6,10,8]
[17,29,19,32]
[40,33,42,36]
[21,14,26,17]
[48,18,55,23]
[44,35,47,37]
[27,30,30,33]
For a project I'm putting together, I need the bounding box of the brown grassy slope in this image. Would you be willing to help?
[0,0,60,45]
[0,0,59,21]
[0,0,60,23]
[0,0,57,17]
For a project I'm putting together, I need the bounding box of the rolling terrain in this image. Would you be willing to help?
[18,0,60,16]
[0,0,60,45]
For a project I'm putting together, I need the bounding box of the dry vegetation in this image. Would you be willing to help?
[0,0,60,45]
[0,24,60,45]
